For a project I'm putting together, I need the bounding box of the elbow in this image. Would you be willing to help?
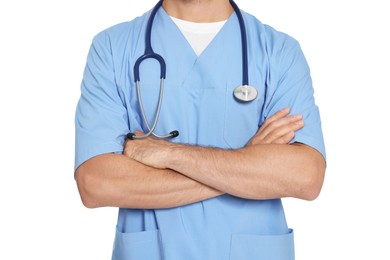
[75,166,104,209]
[300,177,323,201]
[299,158,326,201]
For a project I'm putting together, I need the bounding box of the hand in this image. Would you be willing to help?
[123,131,173,169]
[247,108,304,146]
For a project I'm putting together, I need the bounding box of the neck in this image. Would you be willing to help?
[162,0,233,22]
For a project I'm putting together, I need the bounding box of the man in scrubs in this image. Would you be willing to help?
[74,0,326,259]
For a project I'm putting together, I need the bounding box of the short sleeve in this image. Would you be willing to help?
[74,31,129,171]
[264,30,326,160]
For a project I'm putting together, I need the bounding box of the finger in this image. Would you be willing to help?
[272,131,295,145]
[260,108,290,130]
[264,120,304,144]
[254,120,304,144]
[257,114,302,141]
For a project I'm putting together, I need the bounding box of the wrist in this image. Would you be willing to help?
[164,142,185,170]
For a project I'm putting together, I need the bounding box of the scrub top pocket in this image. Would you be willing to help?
[112,228,163,260]
[229,229,295,260]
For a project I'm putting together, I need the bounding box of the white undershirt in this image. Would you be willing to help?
[170,16,227,56]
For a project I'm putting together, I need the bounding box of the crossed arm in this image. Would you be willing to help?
[76,108,325,209]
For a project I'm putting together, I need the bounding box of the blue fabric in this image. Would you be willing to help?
[75,6,325,260]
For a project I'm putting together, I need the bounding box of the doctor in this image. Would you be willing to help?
[75,0,326,259]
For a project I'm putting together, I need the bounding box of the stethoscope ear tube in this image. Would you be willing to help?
[126,77,180,140]
[126,133,136,140]
[126,130,179,140]
[170,130,179,138]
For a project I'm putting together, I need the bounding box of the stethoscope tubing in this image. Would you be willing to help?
[134,1,165,82]
[128,0,253,140]
[229,0,248,86]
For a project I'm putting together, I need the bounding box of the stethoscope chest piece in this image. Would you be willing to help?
[233,85,258,102]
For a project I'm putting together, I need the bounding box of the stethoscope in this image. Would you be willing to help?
[127,0,258,140]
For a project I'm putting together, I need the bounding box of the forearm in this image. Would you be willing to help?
[75,153,223,209]
[166,143,325,200]
[124,109,324,201]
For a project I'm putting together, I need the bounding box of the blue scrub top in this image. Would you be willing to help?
[75,7,325,260]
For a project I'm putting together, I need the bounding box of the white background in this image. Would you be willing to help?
[1,0,389,259]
